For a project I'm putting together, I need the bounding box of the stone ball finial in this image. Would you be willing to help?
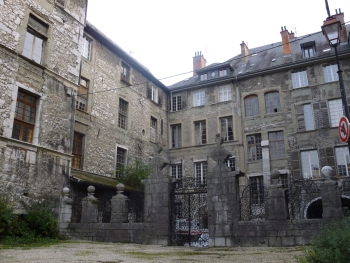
[116,183,125,192]
[321,166,333,180]
[87,185,95,193]
[270,169,281,180]
[62,187,70,195]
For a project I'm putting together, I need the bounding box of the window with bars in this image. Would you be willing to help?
[220,116,234,141]
[116,147,127,177]
[22,15,48,64]
[218,85,231,102]
[265,91,281,114]
[249,176,264,205]
[195,162,207,187]
[12,91,37,143]
[118,99,128,129]
[292,70,308,89]
[194,121,206,145]
[72,132,84,169]
[268,131,286,159]
[301,150,320,179]
[247,134,262,161]
[245,95,259,117]
[76,78,88,111]
[335,147,350,176]
[171,124,182,148]
[193,90,205,106]
[172,95,181,111]
[121,62,130,83]
[328,99,342,127]
[219,68,227,77]
[324,64,339,83]
[81,35,92,60]
[150,117,157,143]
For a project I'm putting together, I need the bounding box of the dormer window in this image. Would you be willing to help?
[219,68,227,77]
[200,74,207,81]
[300,41,316,59]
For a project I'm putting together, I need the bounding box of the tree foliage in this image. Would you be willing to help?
[117,158,152,190]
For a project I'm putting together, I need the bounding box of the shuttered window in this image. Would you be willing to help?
[194,121,206,145]
[171,124,182,148]
[328,99,342,127]
[301,150,320,179]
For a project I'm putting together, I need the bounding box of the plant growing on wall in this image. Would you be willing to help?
[116,158,152,191]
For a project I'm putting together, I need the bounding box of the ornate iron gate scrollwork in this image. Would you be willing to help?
[240,182,269,221]
[170,177,208,247]
[287,179,322,219]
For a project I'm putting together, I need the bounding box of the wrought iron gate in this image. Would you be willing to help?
[170,177,208,247]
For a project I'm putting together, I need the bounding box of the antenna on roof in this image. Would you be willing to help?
[325,0,331,17]
[293,24,297,37]
[205,44,209,63]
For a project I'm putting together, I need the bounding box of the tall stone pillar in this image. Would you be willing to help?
[267,182,288,220]
[59,187,73,229]
[80,185,99,223]
[143,144,172,245]
[110,183,129,223]
[207,135,238,247]
[261,140,271,186]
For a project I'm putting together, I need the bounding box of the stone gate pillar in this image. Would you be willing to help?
[207,135,239,247]
[267,171,288,220]
[110,183,129,223]
[59,187,73,229]
[81,185,99,223]
[143,144,172,245]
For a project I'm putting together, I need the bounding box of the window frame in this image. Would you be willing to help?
[301,150,320,179]
[171,164,183,180]
[200,74,208,81]
[324,64,339,83]
[194,161,207,187]
[194,120,207,145]
[247,134,262,161]
[218,84,231,102]
[245,95,259,117]
[219,68,227,77]
[151,85,158,103]
[291,70,308,89]
[193,90,206,107]
[335,147,350,176]
[328,99,343,127]
[220,116,234,142]
[264,91,281,114]
[72,132,84,169]
[303,104,315,131]
[115,146,127,178]
[118,98,128,130]
[172,95,182,112]
[150,117,157,143]
[302,46,315,59]
[171,124,182,148]
[268,131,286,159]
[81,34,92,60]
[249,176,265,205]
[225,156,236,171]
[76,78,89,112]
[121,62,131,83]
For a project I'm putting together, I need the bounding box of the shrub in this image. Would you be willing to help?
[117,158,152,190]
[0,196,16,236]
[25,205,59,238]
[297,218,350,263]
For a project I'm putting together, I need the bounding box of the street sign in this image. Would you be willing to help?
[338,116,350,143]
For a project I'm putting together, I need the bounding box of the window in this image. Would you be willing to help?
[324,64,339,83]
[200,74,207,81]
[245,95,259,117]
[171,164,182,180]
[76,78,88,111]
[116,147,127,177]
[269,131,285,159]
[219,68,227,77]
[151,86,158,103]
[72,132,84,169]
[220,116,234,141]
[302,46,315,58]
[292,70,308,89]
[225,157,236,171]
[12,91,37,143]
[218,85,231,102]
[335,147,350,176]
[193,90,205,107]
[303,104,315,131]
[56,0,65,7]
[280,174,289,188]
[328,99,342,127]
[22,15,48,64]
[195,162,207,186]
[172,95,181,111]
[121,62,130,83]
[247,134,262,161]
[265,91,281,114]
[171,124,182,148]
[194,121,206,145]
[301,150,320,178]
[81,34,92,60]
[249,176,264,205]
[150,117,157,143]
[118,99,128,129]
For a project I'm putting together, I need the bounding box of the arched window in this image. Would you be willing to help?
[265,91,281,114]
[245,95,259,117]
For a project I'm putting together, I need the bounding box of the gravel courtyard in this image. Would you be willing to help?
[0,241,304,263]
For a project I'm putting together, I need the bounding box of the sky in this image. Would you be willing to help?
[87,0,350,86]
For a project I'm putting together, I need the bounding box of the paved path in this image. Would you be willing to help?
[0,241,304,263]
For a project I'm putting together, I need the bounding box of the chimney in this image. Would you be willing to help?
[289,31,295,40]
[334,9,347,43]
[193,51,206,76]
[240,41,249,63]
[280,26,292,55]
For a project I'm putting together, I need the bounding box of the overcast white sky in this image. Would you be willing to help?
[87,0,350,86]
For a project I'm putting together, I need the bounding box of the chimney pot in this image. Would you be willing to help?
[193,51,206,76]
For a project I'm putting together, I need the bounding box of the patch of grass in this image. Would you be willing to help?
[74,250,96,256]
[0,236,63,249]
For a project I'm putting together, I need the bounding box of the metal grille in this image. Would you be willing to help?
[240,182,269,221]
[287,179,322,219]
[171,177,208,247]
[118,99,128,129]
[341,177,350,197]
[126,191,144,223]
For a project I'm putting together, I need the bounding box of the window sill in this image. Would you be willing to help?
[246,160,263,164]
[81,56,92,63]
[192,105,206,108]
[120,79,132,86]
[292,85,309,90]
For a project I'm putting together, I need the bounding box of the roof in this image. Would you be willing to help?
[85,21,169,93]
[168,25,350,91]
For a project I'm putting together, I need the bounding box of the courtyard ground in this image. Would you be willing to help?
[0,241,304,263]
